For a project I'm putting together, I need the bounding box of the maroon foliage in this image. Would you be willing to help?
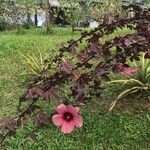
[1,118,17,133]
[21,6,149,108]
[34,112,49,128]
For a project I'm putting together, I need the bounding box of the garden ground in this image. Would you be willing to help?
[0,28,149,150]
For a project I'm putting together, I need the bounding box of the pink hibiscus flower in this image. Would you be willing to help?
[121,67,139,77]
[115,63,138,77]
[52,104,83,134]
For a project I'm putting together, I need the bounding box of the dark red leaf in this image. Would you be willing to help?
[89,43,102,56]
[28,87,44,98]
[34,112,49,128]
[76,89,85,102]
[21,115,28,125]
[27,132,37,141]
[58,59,75,74]
[43,88,61,102]
[78,53,89,63]
[3,118,17,132]
[68,40,78,53]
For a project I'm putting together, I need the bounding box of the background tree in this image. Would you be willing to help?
[35,0,51,32]
[89,0,123,22]
[0,0,11,31]
[18,0,36,28]
[60,0,91,31]
[60,0,123,32]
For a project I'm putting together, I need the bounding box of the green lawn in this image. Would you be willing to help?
[0,27,149,150]
[0,28,79,118]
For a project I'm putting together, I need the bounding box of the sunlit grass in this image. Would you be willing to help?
[0,27,149,149]
[0,27,79,118]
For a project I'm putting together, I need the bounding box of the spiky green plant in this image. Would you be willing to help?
[19,52,47,76]
[105,78,150,111]
[131,53,150,84]
[104,53,150,111]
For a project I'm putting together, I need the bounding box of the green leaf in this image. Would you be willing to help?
[116,86,140,100]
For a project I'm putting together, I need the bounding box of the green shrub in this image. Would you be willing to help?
[0,17,8,31]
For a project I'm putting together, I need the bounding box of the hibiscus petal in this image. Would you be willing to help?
[52,114,64,127]
[61,121,75,133]
[67,105,80,115]
[73,114,83,128]
[122,67,138,77]
[56,104,67,114]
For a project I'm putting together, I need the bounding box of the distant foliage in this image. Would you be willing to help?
[60,0,123,30]
[0,0,26,31]
[0,5,150,145]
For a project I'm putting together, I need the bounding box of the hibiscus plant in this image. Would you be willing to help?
[0,5,150,145]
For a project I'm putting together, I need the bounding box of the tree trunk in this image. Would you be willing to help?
[15,16,20,33]
[15,10,20,33]
[72,23,75,33]
[26,10,31,29]
[45,10,50,32]
[45,1,51,33]
[16,22,20,33]
[34,9,38,27]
